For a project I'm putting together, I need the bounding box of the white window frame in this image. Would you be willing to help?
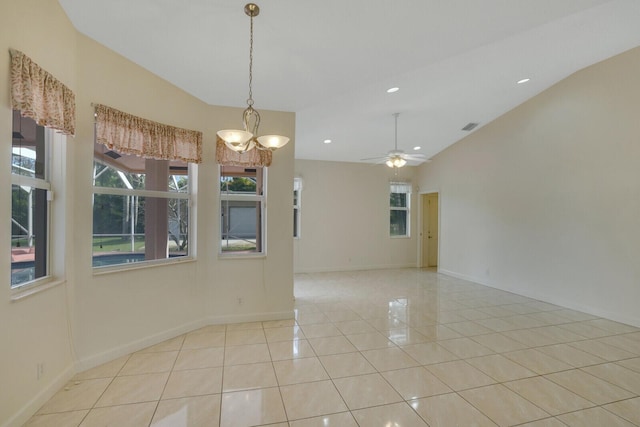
[10,122,55,291]
[293,177,302,239]
[390,181,411,238]
[219,166,267,257]
[92,158,194,272]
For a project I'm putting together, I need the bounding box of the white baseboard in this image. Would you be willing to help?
[2,364,75,427]
[439,269,640,328]
[208,310,294,325]
[295,263,417,274]
[75,311,295,373]
[74,318,208,372]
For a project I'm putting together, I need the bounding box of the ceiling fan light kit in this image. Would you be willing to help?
[216,3,289,154]
[361,113,426,169]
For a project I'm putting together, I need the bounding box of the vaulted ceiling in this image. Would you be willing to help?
[58,0,640,165]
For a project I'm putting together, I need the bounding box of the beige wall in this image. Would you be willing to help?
[0,1,294,425]
[417,46,640,327]
[294,159,418,273]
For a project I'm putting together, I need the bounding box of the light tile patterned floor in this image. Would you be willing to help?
[25,269,640,426]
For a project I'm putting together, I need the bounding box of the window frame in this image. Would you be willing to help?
[10,115,55,291]
[219,165,267,257]
[91,154,194,272]
[389,181,411,238]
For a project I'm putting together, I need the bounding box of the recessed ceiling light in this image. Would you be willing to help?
[387,87,399,93]
[323,139,332,144]
[517,78,530,84]
[413,146,421,151]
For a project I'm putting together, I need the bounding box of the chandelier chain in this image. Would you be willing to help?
[247,12,254,106]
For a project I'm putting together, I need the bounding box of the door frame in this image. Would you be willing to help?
[418,190,440,269]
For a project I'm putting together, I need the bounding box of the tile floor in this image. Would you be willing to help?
[24,268,640,426]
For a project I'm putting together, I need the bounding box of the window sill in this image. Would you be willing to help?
[219,252,266,260]
[93,256,196,276]
[390,235,411,239]
[10,278,66,302]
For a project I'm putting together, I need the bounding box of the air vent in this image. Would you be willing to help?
[104,150,121,159]
[461,122,479,132]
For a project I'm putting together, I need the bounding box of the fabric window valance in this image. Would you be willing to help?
[215,137,272,167]
[10,49,76,136]
[94,104,202,163]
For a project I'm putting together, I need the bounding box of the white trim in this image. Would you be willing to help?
[438,269,640,328]
[1,364,75,427]
[219,193,262,202]
[294,263,418,274]
[92,186,189,199]
[208,310,294,326]
[10,174,51,190]
[74,318,209,372]
[10,278,66,302]
[92,256,196,276]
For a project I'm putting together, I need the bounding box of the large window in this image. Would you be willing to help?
[11,111,51,287]
[92,144,191,268]
[220,166,265,254]
[293,178,302,238]
[390,182,411,237]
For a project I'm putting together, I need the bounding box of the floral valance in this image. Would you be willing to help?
[216,137,272,167]
[10,49,76,136]
[95,104,202,163]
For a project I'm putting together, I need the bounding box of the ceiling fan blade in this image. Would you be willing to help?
[360,155,387,161]
[404,157,431,163]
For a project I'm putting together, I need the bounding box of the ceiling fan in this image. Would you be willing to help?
[360,113,427,168]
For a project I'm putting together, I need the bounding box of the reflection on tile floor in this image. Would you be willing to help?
[24,269,640,426]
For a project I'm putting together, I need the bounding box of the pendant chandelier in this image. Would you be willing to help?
[217,3,289,153]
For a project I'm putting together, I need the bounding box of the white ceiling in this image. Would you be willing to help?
[58,0,640,165]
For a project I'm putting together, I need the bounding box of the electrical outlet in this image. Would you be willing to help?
[36,362,44,380]
[237,297,243,306]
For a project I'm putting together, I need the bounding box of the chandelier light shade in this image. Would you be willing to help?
[217,3,289,154]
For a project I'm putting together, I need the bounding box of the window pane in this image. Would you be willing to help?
[390,210,407,236]
[12,112,45,179]
[11,184,48,286]
[220,165,264,254]
[221,200,261,252]
[93,143,188,192]
[390,192,407,208]
[92,194,189,267]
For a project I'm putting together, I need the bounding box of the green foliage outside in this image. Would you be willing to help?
[220,177,256,193]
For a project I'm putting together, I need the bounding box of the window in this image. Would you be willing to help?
[220,166,265,254]
[390,182,411,237]
[11,111,51,288]
[92,144,192,269]
[293,178,302,238]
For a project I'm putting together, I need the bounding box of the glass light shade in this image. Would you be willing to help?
[217,129,253,146]
[386,156,407,168]
[256,134,290,150]
[225,138,256,153]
